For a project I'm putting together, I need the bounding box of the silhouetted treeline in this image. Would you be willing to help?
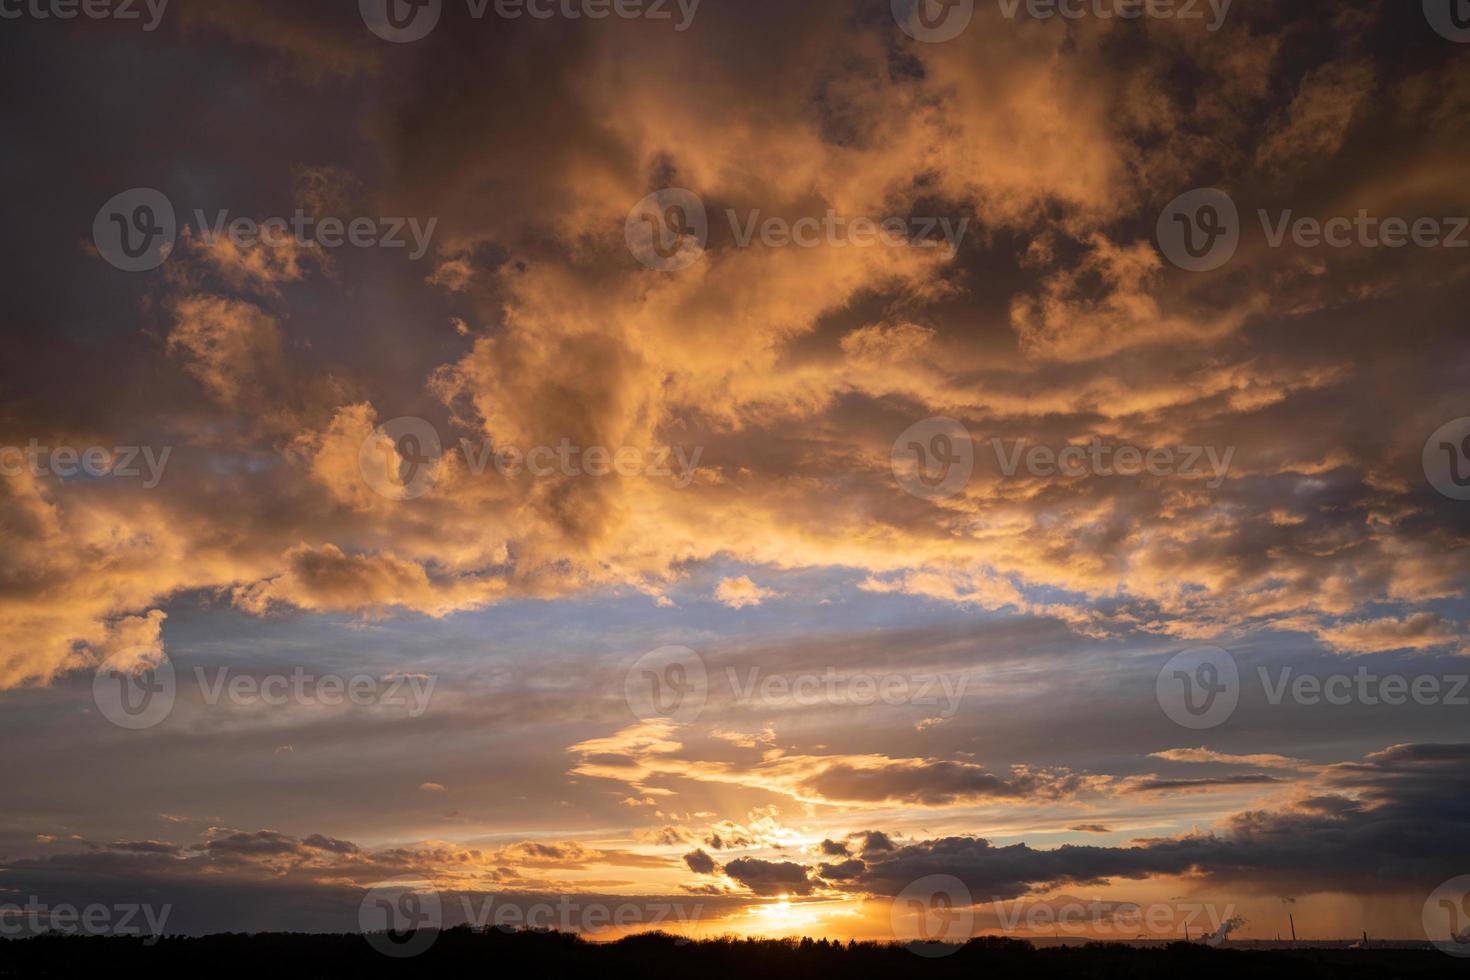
[0,927,1461,978]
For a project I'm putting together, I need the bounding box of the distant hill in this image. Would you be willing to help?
[0,928,1462,978]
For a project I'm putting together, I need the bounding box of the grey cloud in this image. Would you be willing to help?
[684,849,717,875]
[722,858,816,897]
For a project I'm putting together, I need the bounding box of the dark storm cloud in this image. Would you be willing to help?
[683,849,716,875]
[797,760,1092,806]
[107,840,182,855]
[816,859,865,881]
[721,858,817,897]
[855,831,895,854]
[841,742,1470,899]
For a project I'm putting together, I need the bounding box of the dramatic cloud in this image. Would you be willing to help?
[830,742,1470,900]
[684,849,717,875]
[3,0,1467,691]
[722,858,817,897]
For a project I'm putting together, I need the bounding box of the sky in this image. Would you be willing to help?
[2,0,1470,953]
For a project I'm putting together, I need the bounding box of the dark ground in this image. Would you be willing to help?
[0,928,1464,978]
